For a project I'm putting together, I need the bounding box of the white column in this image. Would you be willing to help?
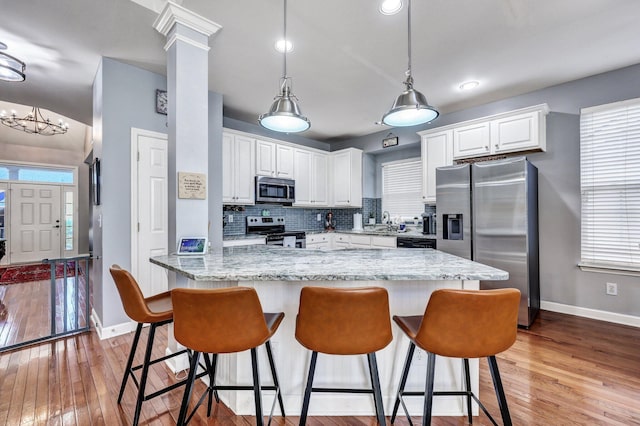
[154,3,222,369]
[154,2,221,252]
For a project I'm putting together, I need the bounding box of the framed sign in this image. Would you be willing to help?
[178,172,206,199]
[382,135,399,148]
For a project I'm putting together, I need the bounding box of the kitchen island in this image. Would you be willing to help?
[151,246,507,418]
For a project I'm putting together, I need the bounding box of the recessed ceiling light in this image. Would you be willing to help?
[274,39,293,53]
[379,0,403,15]
[459,80,480,91]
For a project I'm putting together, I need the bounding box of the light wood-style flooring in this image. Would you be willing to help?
[0,309,639,425]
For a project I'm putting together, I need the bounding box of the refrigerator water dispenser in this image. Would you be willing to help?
[443,214,464,240]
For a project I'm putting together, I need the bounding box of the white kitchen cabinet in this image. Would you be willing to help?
[420,129,454,204]
[306,233,331,249]
[333,234,350,249]
[453,122,491,159]
[255,139,276,177]
[349,234,371,248]
[255,139,295,178]
[449,104,549,160]
[222,132,255,204]
[294,148,328,207]
[491,109,544,154]
[331,148,363,207]
[370,235,397,248]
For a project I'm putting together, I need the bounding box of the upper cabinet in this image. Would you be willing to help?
[452,122,491,158]
[294,149,328,207]
[419,129,453,204]
[451,104,549,160]
[223,129,363,208]
[418,104,548,203]
[222,132,255,205]
[331,148,362,208]
[255,139,294,178]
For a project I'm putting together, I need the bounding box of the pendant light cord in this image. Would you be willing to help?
[282,0,288,81]
[407,0,412,79]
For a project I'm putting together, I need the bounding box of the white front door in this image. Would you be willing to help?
[9,183,61,264]
[132,129,168,297]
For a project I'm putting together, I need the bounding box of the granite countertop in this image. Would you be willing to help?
[150,245,507,282]
[304,227,436,239]
[223,234,266,241]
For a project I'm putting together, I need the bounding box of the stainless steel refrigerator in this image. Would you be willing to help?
[436,157,540,327]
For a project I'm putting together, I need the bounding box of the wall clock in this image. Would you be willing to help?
[156,89,167,115]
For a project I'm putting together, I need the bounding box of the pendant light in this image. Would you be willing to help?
[382,0,438,127]
[259,0,310,133]
[0,42,26,82]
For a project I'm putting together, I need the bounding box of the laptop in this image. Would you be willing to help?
[176,237,207,256]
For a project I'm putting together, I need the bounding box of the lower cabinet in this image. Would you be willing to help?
[306,233,397,249]
[306,233,331,249]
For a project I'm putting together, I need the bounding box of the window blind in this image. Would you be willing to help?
[381,159,423,219]
[580,98,640,270]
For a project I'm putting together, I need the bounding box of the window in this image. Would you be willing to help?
[580,98,640,272]
[0,163,74,184]
[381,159,423,219]
[64,191,74,251]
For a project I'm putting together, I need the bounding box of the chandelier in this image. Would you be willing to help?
[0,107,69,136]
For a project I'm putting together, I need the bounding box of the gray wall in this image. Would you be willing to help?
[92,58,169,328]
[334,62,640,318]
[223,117,330,152]
[208,91,224,248]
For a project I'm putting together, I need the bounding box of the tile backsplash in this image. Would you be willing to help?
[223,199,436,236]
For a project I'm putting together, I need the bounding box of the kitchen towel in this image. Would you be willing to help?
[283,236,296,248]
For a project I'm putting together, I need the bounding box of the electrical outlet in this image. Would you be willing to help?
[228,214,233,223]
[606,282,618,296]
[317,213,321,221]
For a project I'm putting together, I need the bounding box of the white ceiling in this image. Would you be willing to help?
[1,0,640,146]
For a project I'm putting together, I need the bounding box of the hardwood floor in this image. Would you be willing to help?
[0,309,639,425]
[0,276,88,349]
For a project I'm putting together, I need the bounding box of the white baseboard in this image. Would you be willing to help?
[541,301,640,328]
[91,308,136,339]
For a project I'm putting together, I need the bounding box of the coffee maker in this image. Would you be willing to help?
[421,212,436,235]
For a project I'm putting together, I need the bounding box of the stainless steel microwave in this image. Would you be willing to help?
[255,176,295,205]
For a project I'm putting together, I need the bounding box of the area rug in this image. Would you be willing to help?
[0,263,82,285]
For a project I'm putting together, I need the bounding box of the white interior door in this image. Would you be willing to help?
[9,183,61,264]
[132,129,168,297]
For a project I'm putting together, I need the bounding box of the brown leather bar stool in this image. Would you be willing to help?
[110,265,208,426]
[172,287,285,426]
[295,286,393,426]
[390,288,520,426]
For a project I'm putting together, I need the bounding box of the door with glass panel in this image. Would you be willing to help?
[9,183,61,264]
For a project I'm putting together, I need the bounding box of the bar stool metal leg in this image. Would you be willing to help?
[177,351,201,425]
[422,352,437,426]
[118,323,143,404]
[390,342,416,423]
[299,351,318,426]
[133,322,158,426]
[367,353,387,426]
[265,340,286,416]
[488,356,512,426]
[250,348,264,426]
[463,358,473,424]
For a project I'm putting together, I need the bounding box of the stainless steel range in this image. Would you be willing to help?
[246,216,306,248]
